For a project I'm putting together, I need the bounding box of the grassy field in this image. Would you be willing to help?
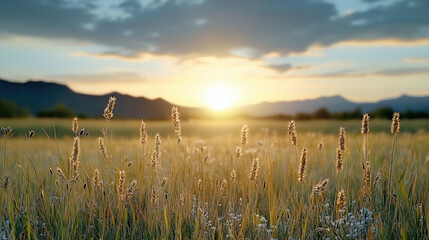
[1,117,429,138]
[0,116,429,239]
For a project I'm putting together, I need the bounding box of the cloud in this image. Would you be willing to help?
[1,0,429,59]
[264,63,310,73]
[372,68,429,76]
[55,72,146,83]
[288,67,429,79]
[403,57,429,63]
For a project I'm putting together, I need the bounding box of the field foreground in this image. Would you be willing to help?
[1,117,429,239]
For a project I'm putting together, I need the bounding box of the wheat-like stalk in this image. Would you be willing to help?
[103,96,117,120]
[70,137,80,180]
[161,177,168,188]
[336,189,346,212]
[336,147,343,174]
[241,125,248,147]
[361,113,370,134]
[92,169,100,187]
[3,174,9,190]
[361,113,370,170]
[72,117,78,135]
[139,119,148,144]
[298,148,307,182]
[338,127,346,153]
[57,167,66,180]
[288,120,297,146]
[98,137,109,161]
[198,179,202,191]
[363,161,372,190]
[235,146,243,159]
[373,169,382,188]
[317,142,324,151]
[117,170,126,203]
[391,112,400,135]
[230,169,237,183]
[312,179,329,196]
[389,112,400,198]
[126,180,138,200]
[151,133,162,172]
[171,107,182,143]
[220,179,228,195]
[249,157,260,182]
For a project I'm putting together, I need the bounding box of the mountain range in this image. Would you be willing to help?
[0,79,428,119]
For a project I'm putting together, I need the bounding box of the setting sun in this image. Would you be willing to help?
[205,85,235,110]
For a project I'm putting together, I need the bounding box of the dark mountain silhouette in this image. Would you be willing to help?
[0,79,191,119]
[0,78,428,118]
[235,94,429,117]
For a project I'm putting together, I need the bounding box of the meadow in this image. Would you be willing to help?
[0,106,429,239]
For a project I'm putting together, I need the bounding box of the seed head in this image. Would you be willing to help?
[312,179,329,196]
[391,112,400,135]
[98,137,109,161]
[241,125,249,147]
[117,170,126,203]
[103,96,117,120]
[1,127,14,138]
[338,127,346,152]
[70,137,80,180]
[336,189,346,212]
[92,169,100,187]
[220,179,228,195]
[72,117,78,135]
[230,169,237,183]
[361,113,370,134]
[288,120,297,146]
[151,134,162,172]
[236,146,243,159]
[373,170,382,188]
[57,167,66,180]
[249,158,260,182]
[171,107,182,143]
[139,119,148,144]
[298,148,308,182]
[198,179,202,191]
[336,147,343,174]
[363,161,372,189]
[151,188,158,204]
[3,174,9,190]
[78,129,85,137]
[28,130,35,139]
[161,177,168,188]
[126,180,138,200]
[317,142,324,151]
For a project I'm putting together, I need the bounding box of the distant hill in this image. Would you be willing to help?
[0,79,188,119]
[0,78,428,119]
[235,95,429,117]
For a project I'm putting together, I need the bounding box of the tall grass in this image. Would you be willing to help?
[0,104,428,239]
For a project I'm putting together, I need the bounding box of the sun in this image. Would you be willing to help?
[205,85,235,110]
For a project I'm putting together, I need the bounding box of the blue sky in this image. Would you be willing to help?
[0,0,428,107]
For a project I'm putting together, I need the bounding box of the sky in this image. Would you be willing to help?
[0,0,429,108]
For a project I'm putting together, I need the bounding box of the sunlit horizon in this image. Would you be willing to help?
[1,0,429,107]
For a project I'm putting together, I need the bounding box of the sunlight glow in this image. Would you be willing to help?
[205,85,235,110]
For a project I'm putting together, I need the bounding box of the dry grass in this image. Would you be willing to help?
[0,108,429,239]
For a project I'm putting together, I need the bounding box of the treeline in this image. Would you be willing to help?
[0,97,29,118]
[0,97,86,118]
[36,104,87,118]
[265,107,429,120]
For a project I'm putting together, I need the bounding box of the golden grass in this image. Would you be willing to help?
[0,114,428,239]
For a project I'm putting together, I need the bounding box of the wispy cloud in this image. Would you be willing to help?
[403,57,429,63]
